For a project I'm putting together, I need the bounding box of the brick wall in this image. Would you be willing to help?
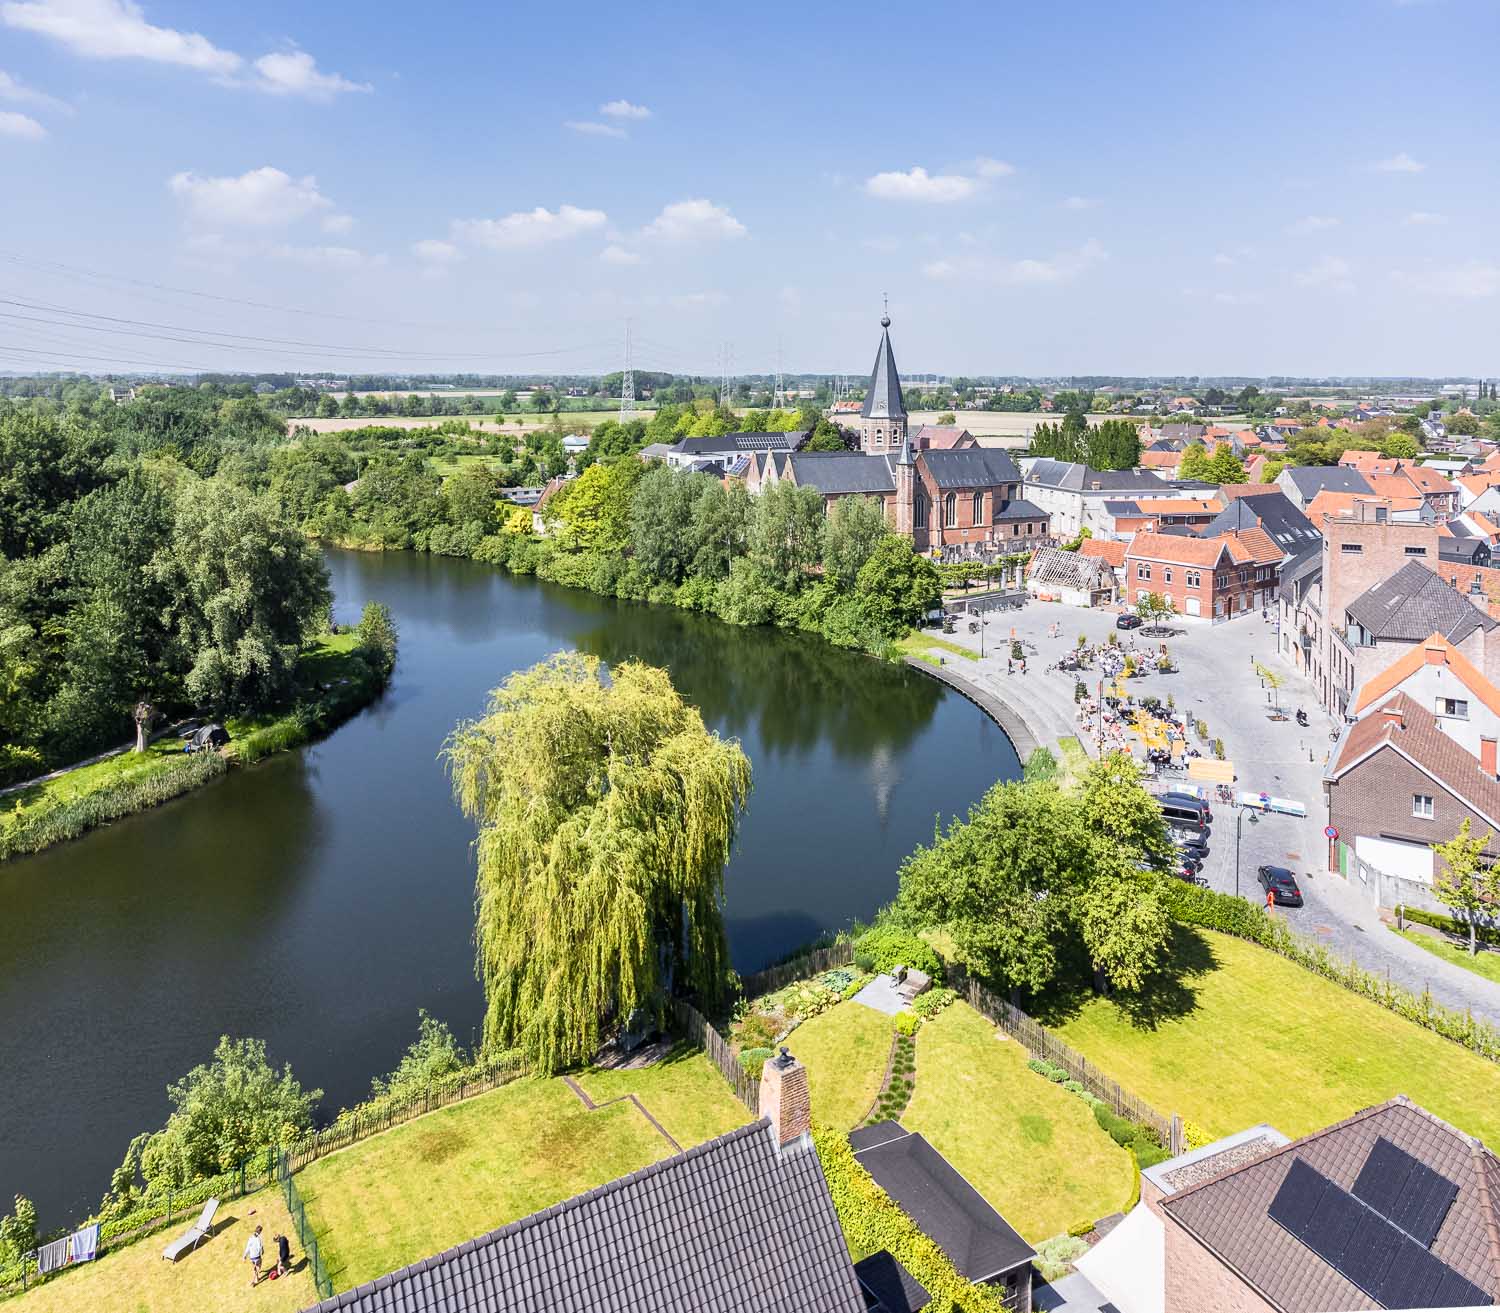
[1163,1218,1278,1313]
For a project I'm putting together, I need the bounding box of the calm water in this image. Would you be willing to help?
[0,549,1017,1225]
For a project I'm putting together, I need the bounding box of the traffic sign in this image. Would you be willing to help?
[1324,825,1338,840]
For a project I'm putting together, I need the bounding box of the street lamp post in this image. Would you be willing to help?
[1234,805,1259,899]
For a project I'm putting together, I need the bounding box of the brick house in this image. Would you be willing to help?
[1124,528,1282,620]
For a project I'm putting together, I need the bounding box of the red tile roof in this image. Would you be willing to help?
[1079,537,1126,567]
[1353,633,1500,719]
[1124,530,1233,567]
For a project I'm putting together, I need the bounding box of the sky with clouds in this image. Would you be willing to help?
[1,0,1497,379]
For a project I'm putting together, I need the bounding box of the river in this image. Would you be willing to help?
[0,548,1017,1225]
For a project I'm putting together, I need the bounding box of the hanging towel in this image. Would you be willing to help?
[69,1224,100,1264]
[36,1237,70,1273]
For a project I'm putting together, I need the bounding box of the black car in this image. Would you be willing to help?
[1176,839,1209,861]
[1257,864,1303,907]
[1116,613,1142,630]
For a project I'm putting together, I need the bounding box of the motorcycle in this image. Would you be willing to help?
[1295,709,1309,728]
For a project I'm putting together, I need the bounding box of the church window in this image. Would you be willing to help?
[945,492,957,527]
[915,495,927,528]
[972,492,983,523]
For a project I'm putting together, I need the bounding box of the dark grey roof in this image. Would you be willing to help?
[1278,542,1323,604]
[1203,492,1322,555]
[670,430,809,455]
[1440,536,1490,564]
[854,1251,931,1313]
[1024,460,1170,494]
[921,447,1021,489]
[1281,465,1374,498]
[301,1119,864,1313]
[992,497,1047,522]
[786,452,895,496]
[861,321,907,421]
[850,1123,1035,1283]
[1103,499,1142,515]
[1344,559,1497,644]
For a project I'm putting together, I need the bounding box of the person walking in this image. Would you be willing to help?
[275,1232,292,1277]
[244,1226,265,1288]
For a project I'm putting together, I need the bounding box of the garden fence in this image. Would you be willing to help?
[671,997,759,1115]
[949,964,1182,1153]
[740,941,854,998]
[280,1055,526,1175]
[277,1150,333,1301]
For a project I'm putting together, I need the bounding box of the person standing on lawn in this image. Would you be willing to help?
[244,1226,264,1287]
[276,1232,292,1276]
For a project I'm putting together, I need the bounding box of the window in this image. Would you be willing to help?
[1341,543,1363,554]
[1011,523,1020,536]
[1405,546,1428,556]
[914,495,927,528]
[1026,522,1035,534]
[1413,794,1435,819]
[1164,567,1174,583]
[972,491,984,523]
[1137,563,1152,580]
[1436,697,1469,719]
[1186,570,1201,588]
[944,492,957,527]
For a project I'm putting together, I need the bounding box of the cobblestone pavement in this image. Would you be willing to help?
[923,598,1500,1027]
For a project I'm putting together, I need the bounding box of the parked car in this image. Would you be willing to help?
[1159,792,1212,827]
[1176,838,1209,860]
[1116,613,1142,630]
[1257,864,1303,907]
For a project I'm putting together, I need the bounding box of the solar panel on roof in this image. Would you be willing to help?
[1303,1186,1364,1267]
[1352,1137,1415,1218]
[1337,1212,1399,1302]
[1374,1235,1451,1310]
[1268,1159,1329,1237]
[1389,1159,1459,1247]
[1431,1264,1494,1308]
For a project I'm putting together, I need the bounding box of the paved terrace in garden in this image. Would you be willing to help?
[917,598,1500,1029]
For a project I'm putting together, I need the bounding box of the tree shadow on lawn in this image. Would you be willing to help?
[1031,924,1219,1031]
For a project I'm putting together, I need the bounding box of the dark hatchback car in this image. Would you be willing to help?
[1257,864,1303,907]
[1116,613,1142,630]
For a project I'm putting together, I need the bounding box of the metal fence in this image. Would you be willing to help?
[740,941,854,998]
[949,964,1181,1153]
[671,997,759,1115]
[277,1151,333,1301]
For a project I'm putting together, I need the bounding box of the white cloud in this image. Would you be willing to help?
[0,108,45,138]
[566,120,626,138]
[321,213,354,235]
[923,239,1106,285]
[168,166,333,228]
[600,99,650,119]
[1403,211,1447,226]
[1061,195,1099,210]
[1,0,239,71]
[1294,255,1354,291]
[599,243,641,265]
[453,204,608,250]
[269,243,379,269]
[864,166,976,203]
[0,68,69,111]
[1288,214,1340,234]
[412,239,461,265]
[251,50,368,99]
[641,198,746,242]
[972,156,1015,178]
[1372,151,1424,173]
[1393,263,1500,299]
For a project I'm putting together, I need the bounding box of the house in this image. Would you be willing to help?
[1020,459,1188,538]
[300,1050,869,1313]
[1327,692,1500,885]
[1338,450,1401,476]
[1027,545,1120,606]
[910,424,978,451]
[1200,491,1322,560]
[1124,528,1282,620]
[665,430,810,472]
[1351,632,1500,759]
[1092,498,1220,539]
[1438,525,1492,568]
[850,1121,1036,1312]
[1277,465,1375,510]
[1138,450,1184,477]
[1304,490,1432,525]
[1157,1097,1496,1312]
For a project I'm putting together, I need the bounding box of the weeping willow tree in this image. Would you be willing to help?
[445,652,752,1074]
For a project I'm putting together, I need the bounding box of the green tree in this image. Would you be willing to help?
[1381,432,1420,460]
[1205,446,1247,483]
[630,465,712,584]
[1076,753,1174,871]
[1253,660,1286,714]
[822,495,889,584]
[935,411,957,426]
[853,536,942,636]
[445,653,752,1073]
[150,479,332,713]
[803,418,849,451]
[355,600,399,682]
[688,480,753,580]
[370,1011,466,1099]
[750,482,825,589]
[1178,442,1210,481]
[0,408,112,557]
[549,458,645,552]
[1085,419,1143,471]
[1432,819,1495,955]
[444,464,502,534]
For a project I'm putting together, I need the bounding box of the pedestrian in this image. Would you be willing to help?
[244,1225,264,1288]
[1007,658,1013,675]
[275,1232,292,1277]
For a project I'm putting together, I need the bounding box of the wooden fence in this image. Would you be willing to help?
[951,965,1181,1153]
[739,941,854,998]
[671,997,759,1115]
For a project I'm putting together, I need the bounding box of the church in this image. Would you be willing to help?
[746,311,1050,552]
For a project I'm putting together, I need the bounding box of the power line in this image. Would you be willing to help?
[619,319,636,423]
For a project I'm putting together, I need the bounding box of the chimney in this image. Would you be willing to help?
[759,1047,811,1148]
[1484,738,1497,777]
[1381,706,1405,731]
[1425,642,1446,665]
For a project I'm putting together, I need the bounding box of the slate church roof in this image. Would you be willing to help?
[861,312,908,421]
[301,1118,864,1313]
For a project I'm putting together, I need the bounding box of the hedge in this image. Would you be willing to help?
[852,927,944,981]
[1165,881,1500,1063]
[1398,904,1500,948]
[813,1127,1008,1312]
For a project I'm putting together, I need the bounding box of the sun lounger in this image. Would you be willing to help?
[895,969,932,1003]
[161,1198,219,1262]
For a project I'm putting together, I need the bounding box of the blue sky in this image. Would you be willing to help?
[1,0,1497,379]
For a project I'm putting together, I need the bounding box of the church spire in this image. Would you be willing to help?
[860,303,907,423]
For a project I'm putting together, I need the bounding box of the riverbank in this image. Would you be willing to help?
[0,632,388,863]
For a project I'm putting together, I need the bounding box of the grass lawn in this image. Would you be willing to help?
[1395,927,1500,986]
[429,454,506,479]
[1043,927,1500,1146]
[894,632,979,666]
[788,1001,896,1131]
[298,1075,677,1293]
[6,1189,315,1313]
[903,1003,1134,1241]
[572,1044,752,1147]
